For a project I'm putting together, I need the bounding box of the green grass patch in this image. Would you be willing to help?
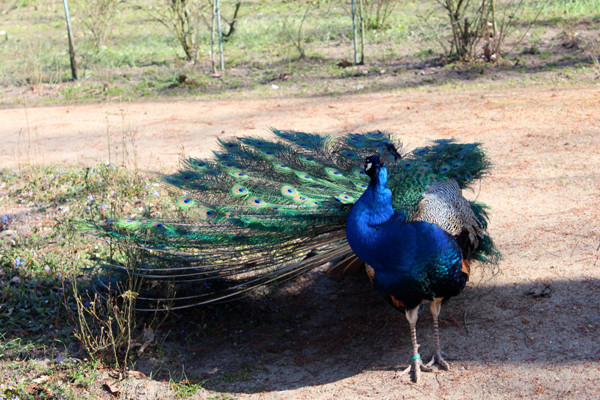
[1,0,599,104]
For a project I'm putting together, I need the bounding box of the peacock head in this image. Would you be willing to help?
[364,155,384,179]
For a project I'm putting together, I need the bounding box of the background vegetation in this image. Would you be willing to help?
[0,0,598,105]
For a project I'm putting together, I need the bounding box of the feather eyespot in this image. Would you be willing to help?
[248,197,267,208]
[231,185,249,196]
[116,219,141,229]
[151,221,172,233]
[219,161,236,168]
[177,196,196,209]
[326,168,343,178]
[273,162,290,171]
[229,170,248,179]
[259,149,276,158]
[296,172,313,181]
[199,208,216,219]
[336,194,354,204]
[281,186,298,197]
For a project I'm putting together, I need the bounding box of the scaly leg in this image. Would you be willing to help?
[426,297,450,370]
[396,306,432,382]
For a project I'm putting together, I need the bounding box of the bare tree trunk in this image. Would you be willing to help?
[62,0,78,80]
[223,1,242,39]
[490,0,497,36]
[211,0,216,72]
[215,0,224,71]
[359,0,365,64]
[352,0,358,64]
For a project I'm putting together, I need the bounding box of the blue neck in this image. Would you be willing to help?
[346,166,395,251]
[364,165,394,224]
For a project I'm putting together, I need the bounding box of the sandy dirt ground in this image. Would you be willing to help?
[1,84,600,399]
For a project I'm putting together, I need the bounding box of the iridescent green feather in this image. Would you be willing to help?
[81,129,498,310]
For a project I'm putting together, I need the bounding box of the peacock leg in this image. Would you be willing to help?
[396,306,432,382]
[426,297,451,370]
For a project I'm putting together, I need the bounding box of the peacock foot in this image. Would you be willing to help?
[426,350,451,370]
[396,356,432,383]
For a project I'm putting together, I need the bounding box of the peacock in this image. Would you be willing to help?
[83,129,499,382]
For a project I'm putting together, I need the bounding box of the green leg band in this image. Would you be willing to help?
[410,354,421,361]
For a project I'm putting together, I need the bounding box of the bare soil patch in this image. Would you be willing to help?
[1,84,599,399]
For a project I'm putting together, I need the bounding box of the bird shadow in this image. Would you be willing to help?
[132,269,600,393]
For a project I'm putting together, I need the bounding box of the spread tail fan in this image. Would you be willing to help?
[79,129,498,311]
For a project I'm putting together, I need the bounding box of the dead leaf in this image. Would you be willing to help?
[138,339,153,354]
[103,378,121,396]
[128,370,147,379]
[32,375,50,384]
[108,370,123,380]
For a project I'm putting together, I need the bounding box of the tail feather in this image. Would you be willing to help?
[79,130,499,310]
